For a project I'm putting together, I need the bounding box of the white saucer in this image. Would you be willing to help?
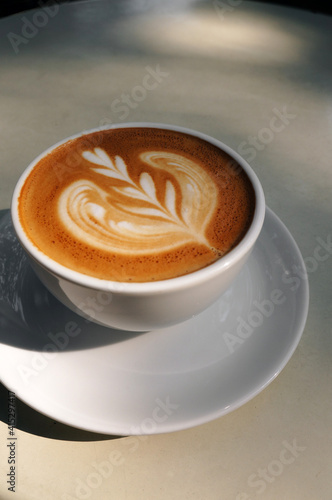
[0,207,309,435]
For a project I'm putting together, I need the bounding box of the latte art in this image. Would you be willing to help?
[58,148,217,254]
[18,127,255,281]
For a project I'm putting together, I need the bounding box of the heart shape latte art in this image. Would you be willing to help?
[57,148,218,254]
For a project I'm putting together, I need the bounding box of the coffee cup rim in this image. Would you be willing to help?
[11,122,265,294]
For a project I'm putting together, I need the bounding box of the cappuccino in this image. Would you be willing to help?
[18,127,255,281]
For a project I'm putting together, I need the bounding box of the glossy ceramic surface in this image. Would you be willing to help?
[0,207,309,434]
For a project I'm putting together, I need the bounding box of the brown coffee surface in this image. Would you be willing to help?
[18,127,255,281]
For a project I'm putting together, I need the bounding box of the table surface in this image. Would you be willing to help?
[0,1,331,499]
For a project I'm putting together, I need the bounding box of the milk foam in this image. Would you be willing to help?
[18,127,255,281]
[58,148,218,254]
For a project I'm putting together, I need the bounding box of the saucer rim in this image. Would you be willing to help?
[0,206,309,435]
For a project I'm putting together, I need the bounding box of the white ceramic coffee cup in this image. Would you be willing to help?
[11,123,265,331]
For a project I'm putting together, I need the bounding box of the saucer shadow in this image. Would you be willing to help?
[0,209,146,352]
[0,382,119,441]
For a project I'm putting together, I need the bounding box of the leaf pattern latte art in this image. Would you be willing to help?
[57,148,218,254]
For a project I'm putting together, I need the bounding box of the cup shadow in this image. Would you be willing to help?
[0,382,120,440]
[0,209,129,439]
[0,209,146,352]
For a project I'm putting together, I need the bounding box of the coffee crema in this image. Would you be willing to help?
[18,127,255,281]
